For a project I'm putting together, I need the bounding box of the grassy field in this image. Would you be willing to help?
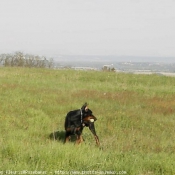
[0,67,175,175]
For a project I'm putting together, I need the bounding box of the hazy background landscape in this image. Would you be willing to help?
[50,55,175,73]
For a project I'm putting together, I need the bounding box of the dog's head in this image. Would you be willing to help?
[81,103,99,142]
[83,108,97,124]
[82,110,98,136]
[83,114,97,125]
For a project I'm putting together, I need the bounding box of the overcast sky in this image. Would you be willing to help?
[0,0,175,59]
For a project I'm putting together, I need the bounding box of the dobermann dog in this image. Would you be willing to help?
[64,103,100,146]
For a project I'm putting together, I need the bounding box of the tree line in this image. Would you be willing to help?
[0,52,53,68]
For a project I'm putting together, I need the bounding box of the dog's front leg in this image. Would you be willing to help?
[76,134,83,144]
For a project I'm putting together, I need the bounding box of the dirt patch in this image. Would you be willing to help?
[145,96,175,115]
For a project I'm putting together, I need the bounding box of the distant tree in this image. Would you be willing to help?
[102,65,115,72]
[48,58,54,68]
[0,52,54,68]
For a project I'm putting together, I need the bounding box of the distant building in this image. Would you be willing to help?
[72,66,98,71]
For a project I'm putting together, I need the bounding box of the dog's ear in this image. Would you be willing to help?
[81,102,88,110]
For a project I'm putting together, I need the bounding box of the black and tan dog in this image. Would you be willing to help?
[64,103,100,146]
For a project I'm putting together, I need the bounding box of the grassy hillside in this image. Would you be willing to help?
[0,67,175,175]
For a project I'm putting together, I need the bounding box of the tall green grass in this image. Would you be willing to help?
[0,67,175,174]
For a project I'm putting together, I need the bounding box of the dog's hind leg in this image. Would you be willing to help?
[64,130,71,143]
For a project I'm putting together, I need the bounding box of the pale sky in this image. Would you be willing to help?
[0,0,175,58]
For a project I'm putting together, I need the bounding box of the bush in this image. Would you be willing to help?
[102,65,116,72]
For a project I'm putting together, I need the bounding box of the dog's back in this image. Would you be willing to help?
[64,109,81,130]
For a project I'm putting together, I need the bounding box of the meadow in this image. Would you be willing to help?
[0,67,175,175]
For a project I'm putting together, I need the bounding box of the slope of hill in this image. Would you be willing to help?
[0,67,175,174]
